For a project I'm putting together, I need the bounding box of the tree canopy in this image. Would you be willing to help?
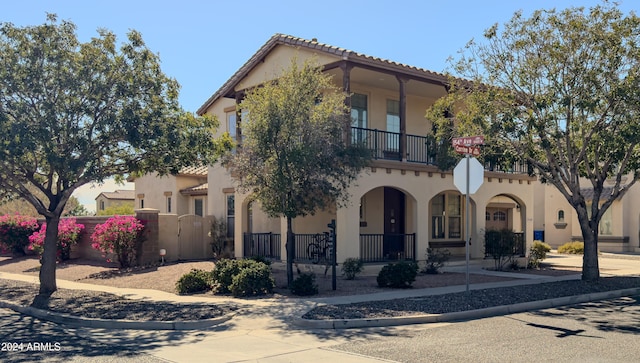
[0,14,231,294]
[427,1,640,281]
[232,58,370,284]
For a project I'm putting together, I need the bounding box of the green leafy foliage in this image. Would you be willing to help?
[229,263,275,297]
[341,257,364,280]
[427,2,640,281]
[558,241,585,254]
[290,272,318,296]
[376,261,419,288]
[175,269,213,294]
[528,241,552,268]
[231,58,370,285]
[0,15,231,294]
[210,258,273,295]
[484,229,518,271]
[423,248,451,274]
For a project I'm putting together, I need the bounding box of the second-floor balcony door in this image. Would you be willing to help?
[351,93,367,144]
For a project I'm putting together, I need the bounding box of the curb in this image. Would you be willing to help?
[292,287,640,329]
[0,299,235,330]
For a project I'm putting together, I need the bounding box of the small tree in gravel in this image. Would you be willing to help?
[91,215,145,268]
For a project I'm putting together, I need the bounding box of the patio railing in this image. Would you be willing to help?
[359,233,416,263]
[243,232,281,260]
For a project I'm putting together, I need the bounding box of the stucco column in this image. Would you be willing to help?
[135,208,159,265]
[416,197,430,262]
[336,203,359,264]
[471,199,485,259]
[234,194,244,259]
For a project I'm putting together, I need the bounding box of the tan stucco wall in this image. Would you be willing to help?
[134,173,207,216]
[237,46,339,92]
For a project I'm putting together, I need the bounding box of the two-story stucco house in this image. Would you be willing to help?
[95,189,135,214]
[197,34,537,264]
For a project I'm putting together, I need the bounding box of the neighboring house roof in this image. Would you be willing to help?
[197,33,453,115]
[180,183,208,196]
[95,190,135,201]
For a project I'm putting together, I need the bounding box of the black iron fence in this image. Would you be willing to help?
[243,232,281,260]
[360,233,416,263]
[484,231,526,258]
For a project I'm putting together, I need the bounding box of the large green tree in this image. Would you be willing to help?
[427,2,640,281]
[232,59,370,285]
[0,15,231,295]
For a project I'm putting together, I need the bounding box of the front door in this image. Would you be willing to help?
[486,208,509,230]
[384,187,405,259]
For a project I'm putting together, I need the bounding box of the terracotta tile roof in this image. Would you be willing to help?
[96,189,135,200]
[178,166,208,177]
[197,34,453,115]
[180,183,208,196]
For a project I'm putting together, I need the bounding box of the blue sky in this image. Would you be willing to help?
[3,0,638,212]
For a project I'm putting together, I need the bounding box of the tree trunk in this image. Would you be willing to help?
[578,217,600,282]
[286,216,295,287]
[39,215,60,296]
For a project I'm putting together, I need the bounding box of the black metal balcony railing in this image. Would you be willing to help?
[352,126,529,174]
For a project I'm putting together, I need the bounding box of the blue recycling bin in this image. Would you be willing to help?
[533,230,544,242]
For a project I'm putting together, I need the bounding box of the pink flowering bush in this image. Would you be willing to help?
[0,214,39,255]
[28,218,85,261]
[91,215,145,268]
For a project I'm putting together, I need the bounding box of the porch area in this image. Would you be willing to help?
[242,232,416,263]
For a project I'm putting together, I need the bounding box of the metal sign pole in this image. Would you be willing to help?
[465,153,470,293]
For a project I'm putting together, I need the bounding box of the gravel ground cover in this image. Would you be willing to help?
[302,276,640,320]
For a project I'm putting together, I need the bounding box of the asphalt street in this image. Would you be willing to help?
[332,295,640,363]
[0,307,166,363]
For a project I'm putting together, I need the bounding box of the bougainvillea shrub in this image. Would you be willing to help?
[91,215,145,268]
[28,218,85,261]
[0,214,39,255]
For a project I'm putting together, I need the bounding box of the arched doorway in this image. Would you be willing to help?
[359,186,416,261]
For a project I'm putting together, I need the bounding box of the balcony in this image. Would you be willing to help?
[352,127,529,174]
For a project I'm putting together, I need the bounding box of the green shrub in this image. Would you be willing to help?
[248,255,272,266]
[528,240,552,268]
[229,262,275,297]
[423,248,451,274]
[211,258,265,293]
[290,272,318,296]
[558,241,584,254]
[175,269,212,294]
[341,257,364,280]
[377,261,418,288]
[484,228,519,271]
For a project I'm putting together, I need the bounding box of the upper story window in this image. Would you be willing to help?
[557,210,565,222]
[167,197,172,213]
[386,99,400,151]
[100,200,105,211]
[351,93,367,129]
[227,111,237,139]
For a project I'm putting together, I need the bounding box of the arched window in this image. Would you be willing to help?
[493,211,506,221]
[558,210,565,222]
